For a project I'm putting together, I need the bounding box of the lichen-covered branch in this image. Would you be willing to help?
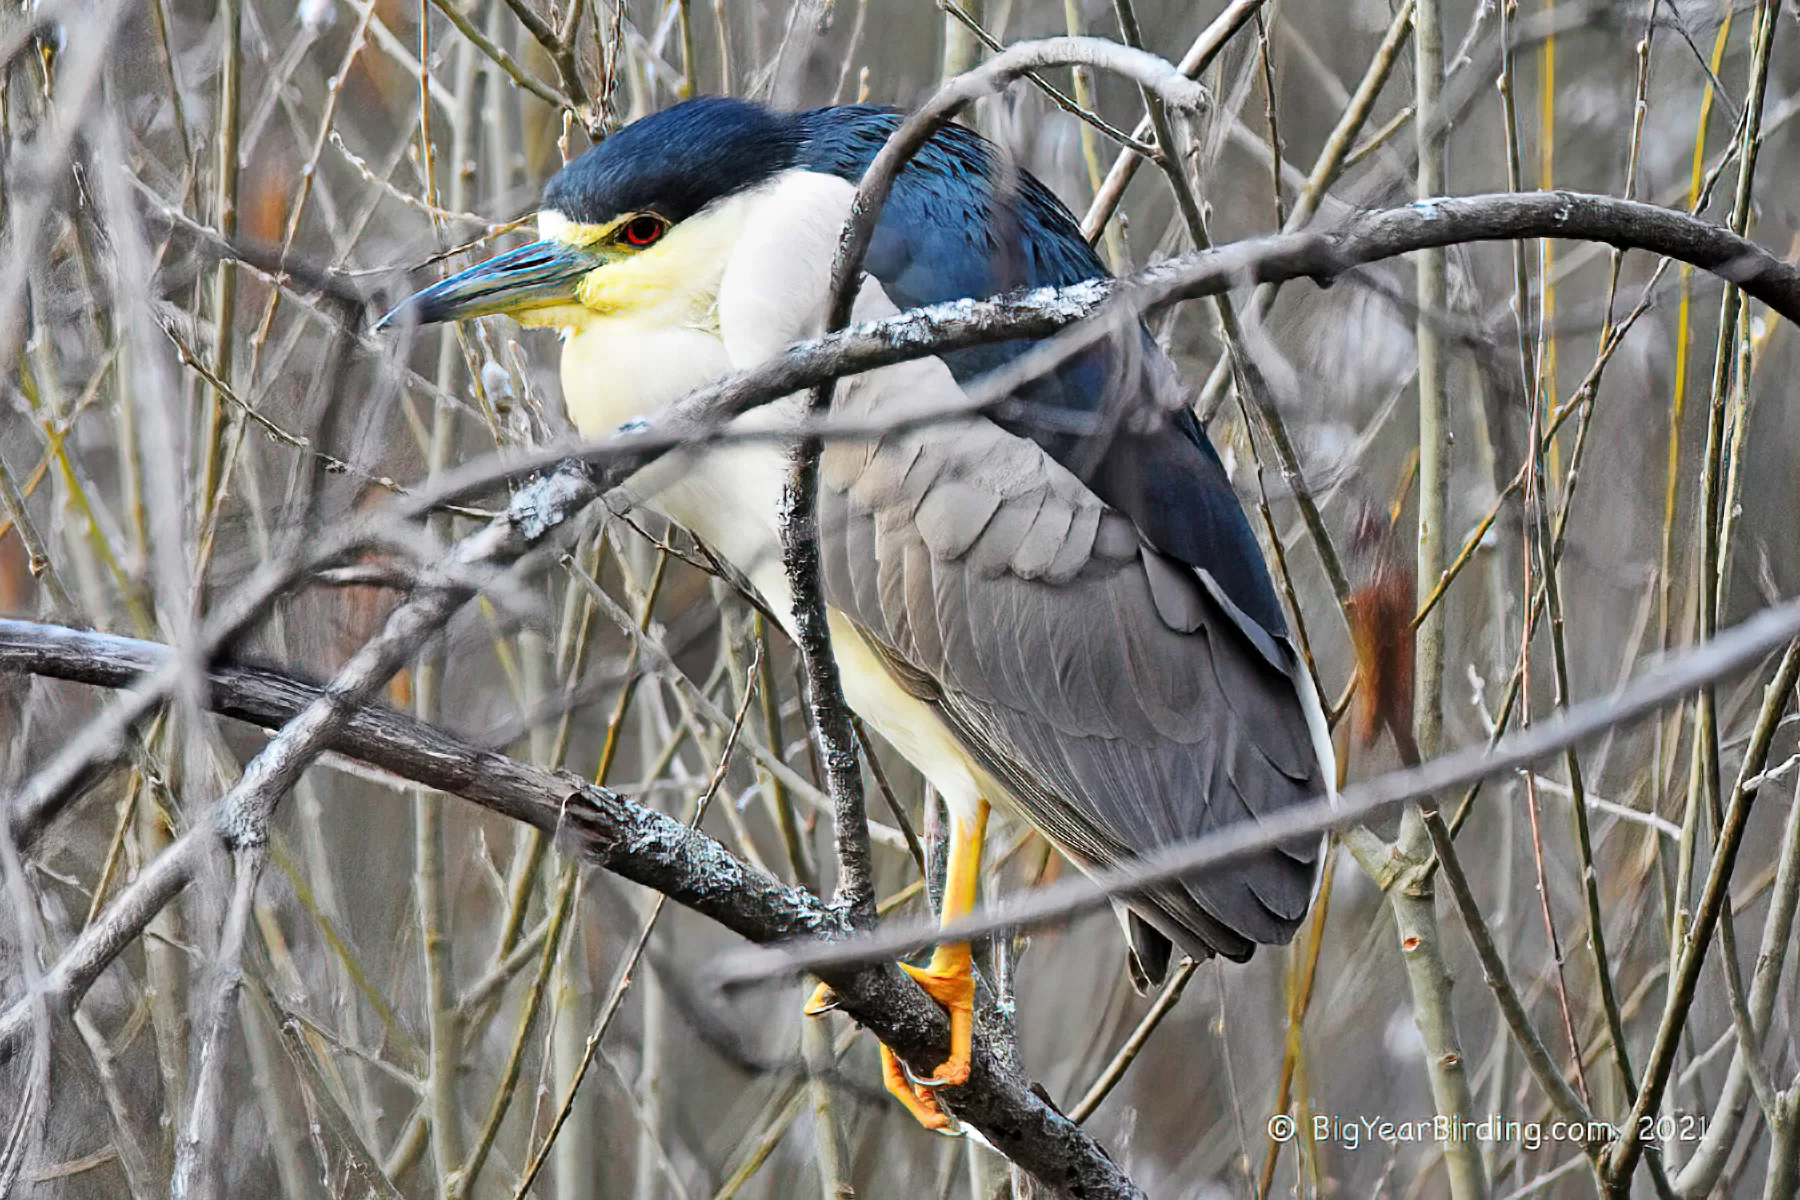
[0,618,1140,1200]
[714,590,1800,983]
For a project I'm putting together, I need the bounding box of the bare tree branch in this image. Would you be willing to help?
[0,617,1140,1199]
[8,584,1800,1191]
[9,183,1800,1197]
[711,589,1800,984]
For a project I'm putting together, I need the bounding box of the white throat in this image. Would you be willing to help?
[558,168,865,620]
[556,167,1004,830]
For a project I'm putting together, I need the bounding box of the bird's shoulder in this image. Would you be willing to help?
[793,104,1288,645]
[815,397,1324,954]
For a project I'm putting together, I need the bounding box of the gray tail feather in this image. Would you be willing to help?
[1124,910,1175,994]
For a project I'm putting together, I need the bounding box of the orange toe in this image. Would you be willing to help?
[882,1044,956,1132]
[899,945,975,1087]
[802,981,839,1017]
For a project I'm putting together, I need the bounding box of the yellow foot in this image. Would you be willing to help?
[805,979,960,1133]
[812,798,988,1134]
[802,981,839,1016]
[882,1045,957,1132]
[899,944,975,1087]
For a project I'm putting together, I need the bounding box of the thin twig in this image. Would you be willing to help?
[425,0,572,110]
[712,591,1800,984]
[1066,959,1198,1122]
[1389,0,1486,1193]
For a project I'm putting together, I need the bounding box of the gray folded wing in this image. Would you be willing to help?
[817,369,1324,963]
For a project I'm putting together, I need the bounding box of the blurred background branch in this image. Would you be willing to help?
[6,1,1800,1198]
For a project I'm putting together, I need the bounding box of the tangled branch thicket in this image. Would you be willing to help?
[5,1,1800,1197]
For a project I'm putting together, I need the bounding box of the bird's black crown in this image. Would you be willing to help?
[542,97,803,226]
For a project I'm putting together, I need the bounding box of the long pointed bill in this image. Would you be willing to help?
[375,239,603,329]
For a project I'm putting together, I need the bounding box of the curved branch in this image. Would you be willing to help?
[16,189,1798,856]
[821,35,1208,332]
[560,191,1800,508]
[411,189,1800,520]
[0,619,1141,1200]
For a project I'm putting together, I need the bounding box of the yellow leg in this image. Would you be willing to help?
[899,797,987,1088]
[802,799,989,1130]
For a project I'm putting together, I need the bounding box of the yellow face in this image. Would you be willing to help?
[511,209,671,331]
[391,202,746,340]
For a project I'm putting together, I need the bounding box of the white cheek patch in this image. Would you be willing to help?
[537,208,613,246]
[537,209,573,240]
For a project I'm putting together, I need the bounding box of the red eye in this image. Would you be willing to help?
[622,215,665,247]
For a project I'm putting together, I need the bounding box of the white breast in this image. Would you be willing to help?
[560,168,994,823]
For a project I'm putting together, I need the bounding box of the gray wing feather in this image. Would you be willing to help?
[818,366,1323,963]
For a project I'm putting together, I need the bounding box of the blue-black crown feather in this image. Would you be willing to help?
[542,97,803,225]
[542,98,1288,642]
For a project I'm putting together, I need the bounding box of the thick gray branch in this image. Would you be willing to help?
[715,591,1800,984]
[0,619,1140,1200]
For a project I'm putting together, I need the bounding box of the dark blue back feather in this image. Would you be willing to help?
[543,99,1287,640]
[796,105,1287,639]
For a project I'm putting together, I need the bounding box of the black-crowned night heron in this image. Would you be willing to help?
[386,96,1333,1130]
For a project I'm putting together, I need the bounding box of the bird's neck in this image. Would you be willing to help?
[557,320,734,435]
[554,169,861,437]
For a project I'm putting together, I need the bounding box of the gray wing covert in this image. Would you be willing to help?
[816,366,1324,962]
